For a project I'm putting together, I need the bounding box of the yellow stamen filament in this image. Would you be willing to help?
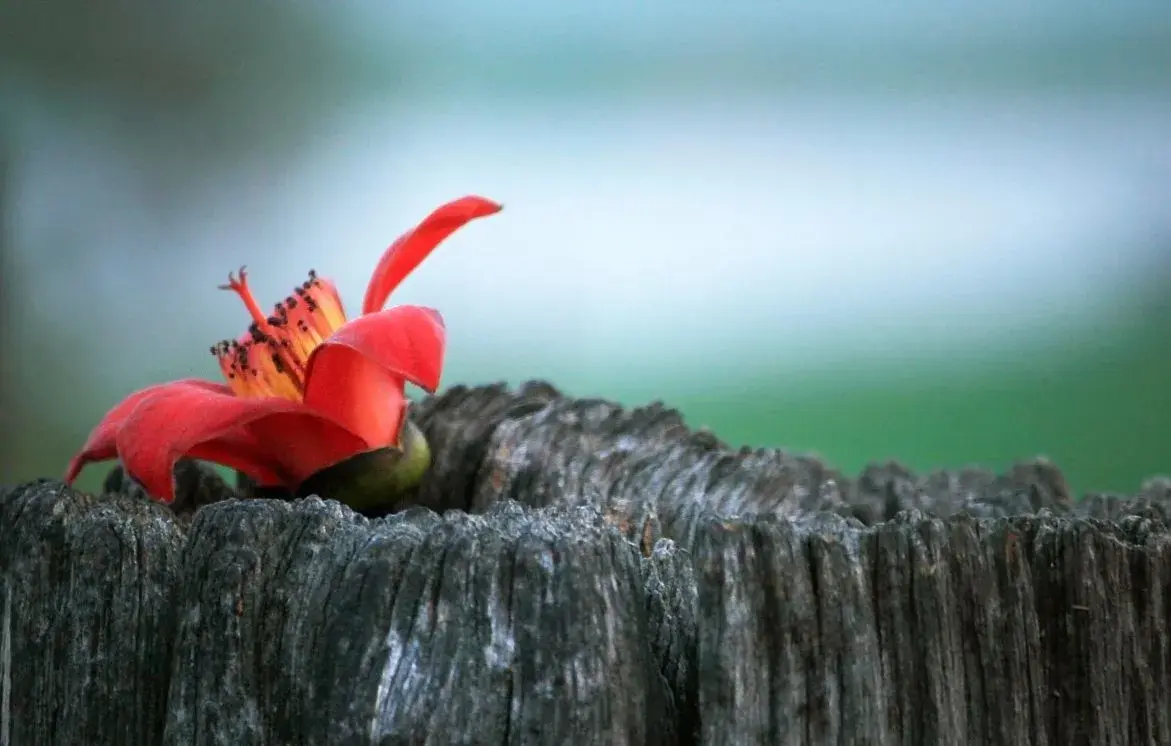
[211,267,349,400]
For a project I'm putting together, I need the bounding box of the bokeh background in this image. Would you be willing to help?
[3,2,1170,496]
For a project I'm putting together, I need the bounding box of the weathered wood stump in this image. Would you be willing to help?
[2,381,1169,745]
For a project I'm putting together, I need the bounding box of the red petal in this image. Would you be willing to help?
[361,195,502,315]
[65,379,231,485]
[302,347,409,448]
[309,305,446,393]
[115,385,370,503]
[302,305,445,445]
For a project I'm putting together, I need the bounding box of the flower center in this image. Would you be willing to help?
[210,267,348,400]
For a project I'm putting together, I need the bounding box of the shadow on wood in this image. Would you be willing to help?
[2,381,1170,745]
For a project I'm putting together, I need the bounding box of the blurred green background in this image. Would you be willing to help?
[2,2,1169,497]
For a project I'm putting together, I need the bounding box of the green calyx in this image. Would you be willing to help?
[295,419,432,512]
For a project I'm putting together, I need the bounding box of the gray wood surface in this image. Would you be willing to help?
[2,381,1169,745]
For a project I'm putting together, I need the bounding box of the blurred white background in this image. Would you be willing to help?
[4,1,1170,492]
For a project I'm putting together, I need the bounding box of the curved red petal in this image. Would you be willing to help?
[301,305,442,445]
[361,195,502,315]
[184,412,367,489]
[308,304,446,393]
[115,386,370,503]
[302,346,409,447]
[64,379,231,485]
[185,432,289,487]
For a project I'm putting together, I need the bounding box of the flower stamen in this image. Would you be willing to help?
[218,266,269,329]
[211,268,349,401]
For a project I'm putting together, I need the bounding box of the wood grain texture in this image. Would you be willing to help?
[2,381,1169,745]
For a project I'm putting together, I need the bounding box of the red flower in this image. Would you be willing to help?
[64,195,502,503]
